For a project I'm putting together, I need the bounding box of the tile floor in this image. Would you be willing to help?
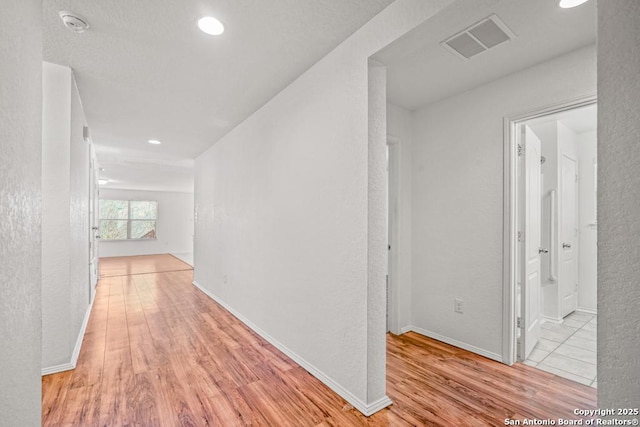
[524,311,597,388]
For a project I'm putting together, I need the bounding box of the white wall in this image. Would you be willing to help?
[41,62,94,374]
[576,130,596,312]
[98,189,194,258]
[387,103,413,332]
[367,62,387,404]
[410,45,596,359]
[193,0,456,415]
[0,0,42,423]
[42,62,72,368]
[69,76,92,353]
[598,0,640,409]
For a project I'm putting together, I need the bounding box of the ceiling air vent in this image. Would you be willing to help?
[441,14,515,60]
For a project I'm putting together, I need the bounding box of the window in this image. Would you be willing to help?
[99,200,157,240]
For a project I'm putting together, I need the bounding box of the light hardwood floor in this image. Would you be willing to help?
[98,254,193,278]
[42,254,596,426]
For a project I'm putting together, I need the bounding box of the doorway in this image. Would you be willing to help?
[507,98,597,387]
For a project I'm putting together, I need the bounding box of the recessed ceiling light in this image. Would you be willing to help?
[148,139,162,145]
[98,179,109,185]
[559,0,590,8]
[198,16,224,36]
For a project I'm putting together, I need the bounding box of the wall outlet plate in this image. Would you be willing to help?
[454,298,464,314]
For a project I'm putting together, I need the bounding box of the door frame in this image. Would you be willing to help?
[387,135,401,334]
[502,94,596,365]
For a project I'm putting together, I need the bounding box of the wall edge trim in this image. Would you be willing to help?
[192,280,391,416]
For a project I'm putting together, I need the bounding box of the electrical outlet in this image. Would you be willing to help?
[454,298,463,314]
[223,274,228,284]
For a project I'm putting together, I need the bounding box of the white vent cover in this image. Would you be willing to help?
[441,14,515,60]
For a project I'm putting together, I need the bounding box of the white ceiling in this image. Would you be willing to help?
[373,0,596,111]
[43,0,395,192]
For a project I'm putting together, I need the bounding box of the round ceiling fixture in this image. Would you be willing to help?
[558,0,590,8]
[58,11,90,33]
[198,16,224,36]
[148,139,162,145]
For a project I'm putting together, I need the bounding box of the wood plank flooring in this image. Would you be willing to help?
[99,254,192,277]
[43,255,596,426]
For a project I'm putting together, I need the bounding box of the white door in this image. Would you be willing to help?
[560,154,578,317]
[520,125,543,360]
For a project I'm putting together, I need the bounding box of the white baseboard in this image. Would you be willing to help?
[41,362,75,376]
[364,396,393,416]
[408,326,503,363]
[544,308,597,325]
[192,281,391,417]
[543,316,564,324]
[399,325,412,334]
[41,293,94,376]
[71,294,94,364]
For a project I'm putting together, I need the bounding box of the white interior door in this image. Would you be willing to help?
[521,125,543,360]
[560,153,578,317]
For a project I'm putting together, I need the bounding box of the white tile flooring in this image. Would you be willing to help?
[524,311,597,388]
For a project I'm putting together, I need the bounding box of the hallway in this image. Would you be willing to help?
[42,255,596,426]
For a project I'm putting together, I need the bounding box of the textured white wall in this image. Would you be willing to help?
[0,0,42,424]
[598,0,640,408]
[386,103,413,332]
[194,0,456,414]
[411,46,595,359]
[367,62,388,406]
[99,189,194,257]
[577,130,597,312]
[42,62,73,368]
[41,64,94,374]
[69,78,91,349]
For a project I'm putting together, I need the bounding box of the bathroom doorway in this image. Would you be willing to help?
[509,99,597,388]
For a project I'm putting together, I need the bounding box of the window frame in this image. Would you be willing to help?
[99,199,158,241]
